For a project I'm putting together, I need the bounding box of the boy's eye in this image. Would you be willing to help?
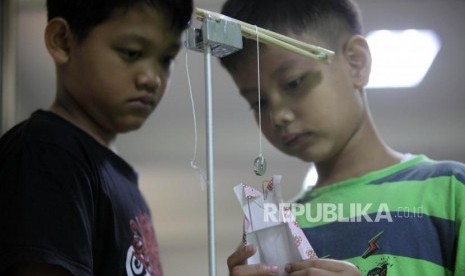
[119,49,142,61]
[283,76,305,92]
[160,55,176,68]
[250,100,267,112]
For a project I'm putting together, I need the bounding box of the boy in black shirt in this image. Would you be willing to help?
[0,1,192,275]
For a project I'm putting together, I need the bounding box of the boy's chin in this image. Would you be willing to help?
[115,119,147,133]
[296,155,315,163]
[289,151,322,163]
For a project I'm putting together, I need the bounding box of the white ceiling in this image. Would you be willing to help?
[11,0,465,275]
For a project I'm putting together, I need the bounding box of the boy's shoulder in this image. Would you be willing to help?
[368,155,465,187]
[398,156,464,181]
[0,110,103,161]
[0,109,136,185]
[427,158,465,175]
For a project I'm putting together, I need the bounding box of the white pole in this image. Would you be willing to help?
[203,22,217,276]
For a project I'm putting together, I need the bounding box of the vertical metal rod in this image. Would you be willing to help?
[204,32,217,276]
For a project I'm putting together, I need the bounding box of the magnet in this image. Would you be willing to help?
[253,155,267,176]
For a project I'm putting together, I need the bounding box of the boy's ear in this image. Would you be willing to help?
[44,18,74,65]
[343,35,372,89]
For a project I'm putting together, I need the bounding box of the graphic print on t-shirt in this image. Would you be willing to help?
[126,213,162,276]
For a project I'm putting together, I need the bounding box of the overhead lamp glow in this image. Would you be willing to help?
[289,163,317,202]
[303,163,318,189]
[366,29,441,89]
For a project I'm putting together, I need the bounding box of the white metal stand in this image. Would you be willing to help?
[186,18,243,276]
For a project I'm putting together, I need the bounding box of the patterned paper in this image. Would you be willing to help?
[234,176,317,274]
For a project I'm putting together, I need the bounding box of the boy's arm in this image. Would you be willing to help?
[5,263,72,276]
[456,221,465,275]
[454,175,465,274]
[0,140,94,276]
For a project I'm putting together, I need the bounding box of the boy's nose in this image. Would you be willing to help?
[270,108,295,129]
[136,70,161,93]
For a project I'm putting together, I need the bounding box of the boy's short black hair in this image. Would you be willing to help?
[46,0,193,42]
[220,0,362,72]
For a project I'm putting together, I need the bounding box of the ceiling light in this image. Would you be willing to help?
[366,29,441,89]
[303,164,318,189]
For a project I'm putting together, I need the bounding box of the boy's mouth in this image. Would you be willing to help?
[128,96,155,108]
[281,133,311,147]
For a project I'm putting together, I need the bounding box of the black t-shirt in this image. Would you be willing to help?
[0,110,162,276]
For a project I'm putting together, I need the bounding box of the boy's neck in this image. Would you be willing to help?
[49,102,117,149]
[314,112,403,187]
[315,147,403,188]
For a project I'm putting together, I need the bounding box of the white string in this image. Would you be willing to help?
[255,25,263,158]
[185,41,207,190]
